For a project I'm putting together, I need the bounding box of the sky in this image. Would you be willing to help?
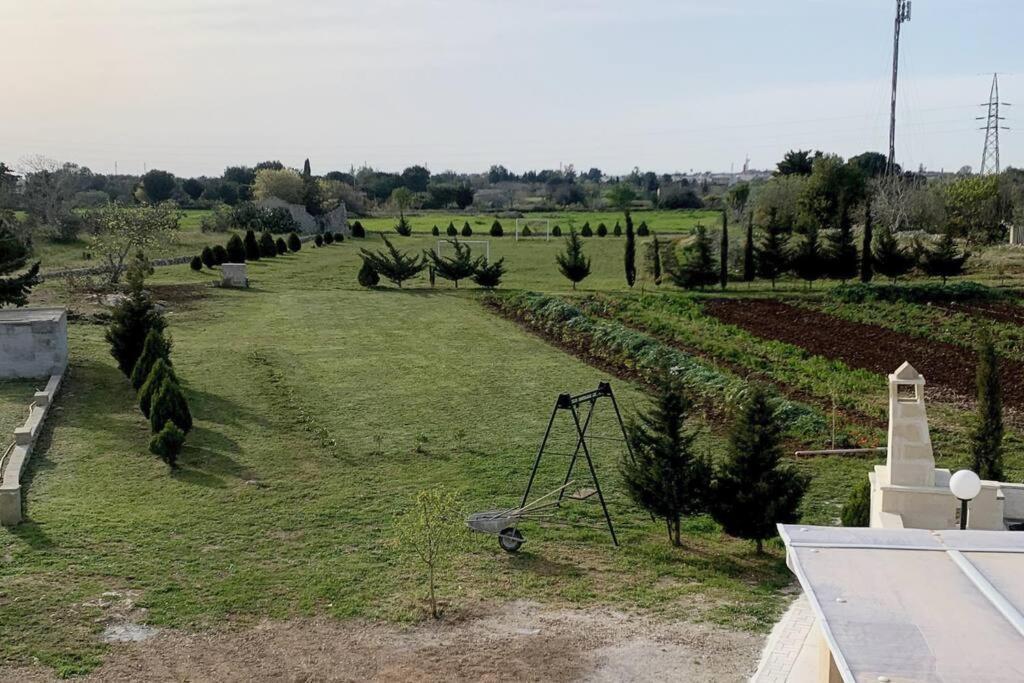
[1,0,1021,178]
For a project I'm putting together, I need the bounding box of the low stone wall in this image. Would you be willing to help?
[0,371,64,525]
[0,308,68,379]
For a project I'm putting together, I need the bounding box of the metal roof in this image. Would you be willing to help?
[778,524,1024,682]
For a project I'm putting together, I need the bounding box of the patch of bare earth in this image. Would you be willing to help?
[1,602,761,682]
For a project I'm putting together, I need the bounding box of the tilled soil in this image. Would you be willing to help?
[1,602,762,682]
[704,298,1024,411]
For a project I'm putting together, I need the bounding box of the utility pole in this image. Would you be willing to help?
[978,73,1011,175]
[887,0,912,175]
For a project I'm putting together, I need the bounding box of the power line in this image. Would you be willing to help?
[978,73,1011,174]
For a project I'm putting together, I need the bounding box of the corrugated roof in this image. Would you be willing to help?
[778,524,1024,682]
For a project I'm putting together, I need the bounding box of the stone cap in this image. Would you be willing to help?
[890,361,925,384]
[0,308,67,324]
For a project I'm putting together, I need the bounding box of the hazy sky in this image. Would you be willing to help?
[2,0,1020,177]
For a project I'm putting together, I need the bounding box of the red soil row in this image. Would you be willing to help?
[703,299,1024,411]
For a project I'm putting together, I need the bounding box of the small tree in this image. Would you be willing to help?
[719,210,729,290]
[620,370,711,546]
[490,220,503,237]
[149,421,185,468]
[314,234,324,247]
[335,232,344,243]
[461,221,472,237]
[970,334,1004,480]
[190,255,202,271]
[580,222,593,237]
[472,258,506,289]
[88,203,179,284]
[390,187,414,235]
[637,221,650,236]
[260,231,277,257]
[791,228,824,289]
[872,227,914,285]
[650,234,662,285]
[424,240,480,289]
[920,232,969,284]
[756,214,789,289]
[742,213,755,283]
[225,233,246,262]
[431,225,440,236]
[841,479,871,527]
[357,258,380,287]
[323,232,334,245]
[351,221,366,238]
[130,328,172,390]
[244,229,261,260]
[711,388,809,553]
[446,222,457,237]
[106,280,167,377]
[212,244,228,265]
[826,207,858,282]
[596,222,608,237]
[275,237,288,255]
[670,226,717,290]
[287,231,302,252]
[200,246,216,269]
[860,194,874,283]
[624,218,637,288]
[150,378,193,434]
[139,357,177,418]
[359,237,427,288]
[551,225,562,237]
[396,487,464,619]
[555,229,591,290]
[613,221,622,237]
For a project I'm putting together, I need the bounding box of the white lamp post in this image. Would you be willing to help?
[949,470,982,530]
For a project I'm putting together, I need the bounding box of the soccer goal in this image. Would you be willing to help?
[514,218,551,242]
[436,239,490,263]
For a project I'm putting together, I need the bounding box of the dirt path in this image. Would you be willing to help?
[704,299,1024,411]
[1,602,762,682]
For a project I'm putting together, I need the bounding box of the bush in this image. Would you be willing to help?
[314,234,324,247]
[394,215,413,236]
[359,237,427,288]
[551,225,562,236]
[431,225,440,236]
[130,328,172,390]
[358,258,380,287]
[190,255,202,271]
[490,220,503,237]
[212,244,228,265]
[446,222,457,237]
[225,233,246,262]
[461,221,472,237]
[324,232,335,245]
[580,222,593,237]
[637,221,650,236]
[150,377,193,434]
[200,246,216,269]
[334,232,344,242]
[521,225,532,237]
[149,421,186,467]
[275,237,288,255]
[613,221,622,237]
[472,258,506,289]
[138,357,177,418]
[287,231,302,252]
[106,290,167,377]
[244,229,261,260]
[596,223,608,237]
[830,281,999,304]
[259,231,277,257]
[840,479,871,527]
[351,221,366,238]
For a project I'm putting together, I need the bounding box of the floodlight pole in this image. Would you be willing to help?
[887,0,912,175]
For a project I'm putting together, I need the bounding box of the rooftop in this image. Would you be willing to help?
[0,308,66,324]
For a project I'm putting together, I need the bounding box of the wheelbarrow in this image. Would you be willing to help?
[467,481,575,552]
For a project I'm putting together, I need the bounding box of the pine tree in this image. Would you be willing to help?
[551,225,562,237]
[461,221,472,237]
[624,216,636,288]
[580,222,593,237]
[826,206,858,282]
[613,221,622,237]
[139,357,178,418]
[597,222,608,237]
[446,222,457,237]
[872,226,914,285]
[359,237,427,288]
[670,226,717,290]
[490,219,503,237]
[791,228,824,289]
[651,234,662,285]
[275,237,288,255]
[756,210,789,289]
[424,239,480,288]
[130,328,172,390]
[711,387,809,553]
[226,233,246,262]
[106,283,167,377]
[860,194,874,283]
[200,246,216,269]
[431,225,440,236]
[472,258,506,289]
[260,231,277,257]
[620,370,711,546]
[149,377,193,434]
[244,229,261,261]
[970,334,1004,480]
[394,215,412,236]
[212,244,228,265]
[287,232,302,252]
[637,221,650,236]
[742,213,755,283]
[555,229,591,290]
[149,421,185,468]
[920,232,969,284]
[351,221,366,238]
[719,210,729,290]
[357,258,380,287]
[0,219,39,308]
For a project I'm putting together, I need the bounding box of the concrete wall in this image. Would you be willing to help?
[0,308,68,379]
[0,372,63,525]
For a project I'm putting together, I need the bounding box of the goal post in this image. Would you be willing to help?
[436,239,490,263]
[514,218,551,242]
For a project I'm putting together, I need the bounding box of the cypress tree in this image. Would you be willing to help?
[461,221,472,237]
[431,225,440,236]
[287,231,302,252]
[742,213,755,283]
[669,226,717,290]
[791,228,824,289]
[149,421,185,468]
[446,222,457,237]
[719,210,729,290]
[351,221,366,238]
[637,221,650,236]
[613,221,622,237]
[424,239,480,288]
[105,286,167,378]
[555,229,591,290]
[872,227,914,285]
[200,246,216,269]
[244,229,261,260]
[596,222,608,237]
[551,225,562,237]
[620,370,711,547]
[651,234,662,285]
[139,357,177,418]
[260,231,277,257]
[150,377,193,434]
[624,215,636,288]
[225,233,246,262]
[0,221,40,307]
[756,209,789,289]
[970,334,1004,480]
[358,236,427,288]
[130,328,172,390]
[920,232,969,284]
[323,232,334,245]
[314,234,323,247]
[357,258,380,287]
[825,206,858,282]
[190,255,202,271]
[841,479,871,527]
[860,194,874,283]
[275,237,288,255]
[580,222,593,237]
[711,387,809,553]
[212,244,228,265]
[489,220,503,237]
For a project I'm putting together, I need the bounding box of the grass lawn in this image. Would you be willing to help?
[0,380,37,441]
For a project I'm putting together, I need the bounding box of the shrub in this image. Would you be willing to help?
[149,421,186,468]
[106,289,167,377]
[351,221,366,238]
[840,479,871,527]
[212,244,228,265]
[425,239,479,288]
[669,226,717,290]
[334,232,344,242]
[314,234,324,247]
[130,328,172,390]
[139,357,177,418]
[431,225,440,236]
[225,233,246,262]
[394,215,413,236]
[359,237,427,287]
[150,378,193,434]
[637,221,650,236]
[324,232,335,245]
[490,220,503,237]
[613,221,622,237]
[244,229,261,260]
[200,246,216,269]
[551,225,562,236]
[190,255,202,271]
[521,225,532,237]
[446,222,457,237]
[287,231,302,252]
[357,258,380,287]
[596,222,608,237]
[580,222,593,237]
[829,281,998,304]
[275,237,288,255]
[259,231,277,257]
[556,230,591,290]
[472,258,506,289]
[970,334,1004,480]
[461,221,472,237]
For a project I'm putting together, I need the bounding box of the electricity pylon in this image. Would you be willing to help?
[978,73,1011,175]
[887,0,912,175]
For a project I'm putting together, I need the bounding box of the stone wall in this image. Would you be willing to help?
[0,308,68,379]
[255,197,349,235]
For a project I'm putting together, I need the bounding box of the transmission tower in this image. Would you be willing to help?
[978,73,1011,175]
[887,0,912,174]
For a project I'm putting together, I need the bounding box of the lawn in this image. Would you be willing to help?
[0,380,37,442]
